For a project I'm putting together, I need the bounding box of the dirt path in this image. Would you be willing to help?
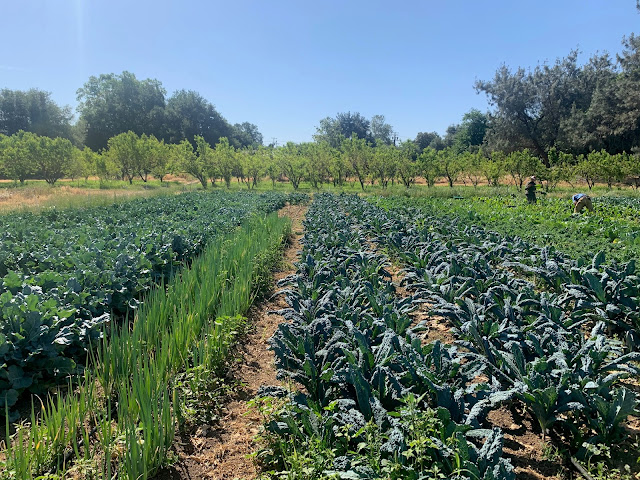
[156,204,307,480]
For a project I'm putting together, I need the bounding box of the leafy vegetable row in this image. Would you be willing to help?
[261,193,516,479]
[375,195,640,265]
[0,191,293,406]
[349,195,639,463]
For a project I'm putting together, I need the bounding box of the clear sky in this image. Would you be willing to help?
[1,1,638,144]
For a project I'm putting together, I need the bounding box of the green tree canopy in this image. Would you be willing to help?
[1,131,39,183]
[165,90,235,148]
[0,89,73,140]
[477,34,640,161]
[314,112,373,147]
[34,136,75,185]
[370,115,395,146]
[77,71,166,151]
[414,131,444,153]
[233,122,263,148]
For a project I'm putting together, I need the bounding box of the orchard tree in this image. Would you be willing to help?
[144,136,172,182]
[396,141,418,188]
[135,134,161,182]
[2,131,38,183]
[341,135,372,191]
[244,148,264,189]
[258,146,279,188]
[546,148,576,190]
[0,134,7,177]
[278,142,306,190]
[71,147,98,181]
[302,142,331,189]
[329,150,350,187]
[175,139,204,187]
[418,147,441,187]
[482,152,505,187]
[214,137,237,188]
[461,151,484,187]
[193,135,214,188]
[503,149,544,188]
[105,131,141,184]
[592,150,628,189]
[576,154,598,189]
[35,136,75,185]
[95,150,118,184]
[438,148,463,188]
[371,143,398,188]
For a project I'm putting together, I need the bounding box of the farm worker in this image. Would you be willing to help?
[525,176,537,204]
[572,193,594,213]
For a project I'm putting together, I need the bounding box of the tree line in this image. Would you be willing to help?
[1,128,637,191]
[0,72,263,152]
[2,33,640,187]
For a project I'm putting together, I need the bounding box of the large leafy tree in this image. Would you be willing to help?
[77,71,166,151]
[554,52,619,154]
[370,115,395,146]
[164,90,235,148]
[414,131,444,153]
[0,89,73,140]
[476,51,584,165]
[477,34,640,160]
[233,122,263,148]
[314,112,372,147]
[454,109,489,151]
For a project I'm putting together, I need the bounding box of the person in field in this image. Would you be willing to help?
[573,193,594,213]
[525,176,537,204]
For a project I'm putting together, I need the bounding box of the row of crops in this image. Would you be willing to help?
[0,190,300,409]
[1,191,299,478]
[388,195,640,264]
[259,193,639,479]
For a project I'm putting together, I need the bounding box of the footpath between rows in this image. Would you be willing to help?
[156,204,307,480]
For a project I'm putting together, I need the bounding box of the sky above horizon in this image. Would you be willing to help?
[1,1,638,144]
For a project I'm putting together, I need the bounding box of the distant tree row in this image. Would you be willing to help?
[2,129,638,192]
[0,72,263,152]
[4,33,640,164]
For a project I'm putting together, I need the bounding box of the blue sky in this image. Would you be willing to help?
[1,1,638,144]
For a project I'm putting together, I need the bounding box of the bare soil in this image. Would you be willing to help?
[155,204,307,480]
